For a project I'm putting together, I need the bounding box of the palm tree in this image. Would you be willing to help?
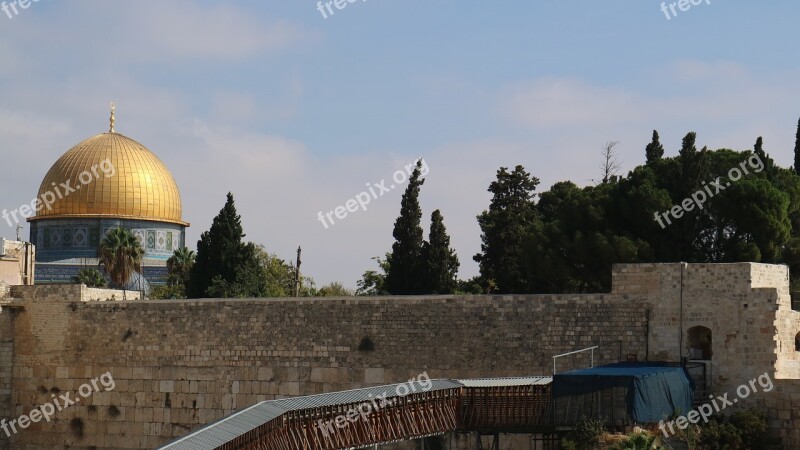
[98,227,144,300]
[167,247,195,292]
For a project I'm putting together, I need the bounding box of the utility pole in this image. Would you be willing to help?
[294,246,302,297]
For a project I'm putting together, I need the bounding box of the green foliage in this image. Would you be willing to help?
[254,245,300,297]
[474,165,539,293]
[72,268,106,288]
[611,432,659,450]
[456,276,486,294]
[696,409,780,450]
[697,419,743,450]
[186,192,267,298]
[150,284,185,300]
[422,210,459,294]
[728,409,772,449]
[498,130,800,293]
[204,244,304,298]
[560,438,578,450]
[98,227,144,295]
[385,161,427,295]
[356,254,390,296]
[373,162,462,296]
[316,282,353,297]
[162,247,195,298]
[187,193,304,298]
[167,247,194,285]
[645,130,664,165]
[187,193,251,298]
[794,118,800,176]
[567,416,604,450]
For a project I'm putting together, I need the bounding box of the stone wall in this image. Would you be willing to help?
[0,263,798,449]
[614,263,796,392]
[0,299,14,450]
[3,289,647,449]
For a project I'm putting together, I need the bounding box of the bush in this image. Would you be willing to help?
[564,416,604,450]
[561,438,578,450]
[611,432,659,450]
[697,420,743,450]
[728,409,777,449]
[696,409,780,450]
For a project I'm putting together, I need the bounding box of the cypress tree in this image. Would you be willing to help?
[754,136,766,162]
[187,192,248,298]
[794,119,800,175]
[679,131,697,159]
[422,210,459,294]
[385,161,426,295]
[645,130,664,164]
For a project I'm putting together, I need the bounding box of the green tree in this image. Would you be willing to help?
[316,282,353,296]
[72,268,106,288]
[98,227,144,300]
[422,210,459,294]
[645,130,664,164]
[356,255,390,296]
[254,245,298,297]
[474,165,539,293]
[519,130,799,292]
[385,161,426,295]
[456,276,486,294]
[754,136,766,164]
[164,247,195,298]
[794,118,800,176]
[187,193,257,298]
[205,243,264,298]
[522,181,650,293]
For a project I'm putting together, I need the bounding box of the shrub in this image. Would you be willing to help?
[728,409,777,449]
[561,438,578,450]
[696,409,780,450]
[698,420,742,450]
[569,416,604,450]
[611,431,659,450]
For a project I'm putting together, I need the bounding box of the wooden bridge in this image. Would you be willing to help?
[160,377,554,450]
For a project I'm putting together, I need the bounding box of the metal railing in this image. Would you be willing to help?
[552,341,623,375]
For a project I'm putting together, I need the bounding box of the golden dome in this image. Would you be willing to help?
[29,132,188,226]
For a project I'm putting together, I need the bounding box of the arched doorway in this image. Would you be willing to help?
[687,326,712,360]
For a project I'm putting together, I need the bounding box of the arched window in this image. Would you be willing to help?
[795,332,800,352]
[687,326,712,360]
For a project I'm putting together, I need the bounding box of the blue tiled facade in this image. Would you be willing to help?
[30,218,186,285]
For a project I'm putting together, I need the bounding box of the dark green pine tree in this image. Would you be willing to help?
[754,136,766,162]
[645,130,664,165]
[187,192,249,298]
[678,131,708,194]
[474,165,539,294]
[679,131,697,160]
[384,161,426,295]
[794,118,800,176]
[422,210,460,294]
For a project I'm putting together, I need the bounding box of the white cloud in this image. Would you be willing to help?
[501,78,639,128]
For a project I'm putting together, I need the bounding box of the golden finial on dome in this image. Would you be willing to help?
[109,102,116,133]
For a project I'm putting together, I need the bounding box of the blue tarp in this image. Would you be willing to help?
[553,363,694,423]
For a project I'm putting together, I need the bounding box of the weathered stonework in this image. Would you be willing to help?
[0,263,798,449]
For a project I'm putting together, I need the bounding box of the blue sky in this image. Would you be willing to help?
[2,1,800,288]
